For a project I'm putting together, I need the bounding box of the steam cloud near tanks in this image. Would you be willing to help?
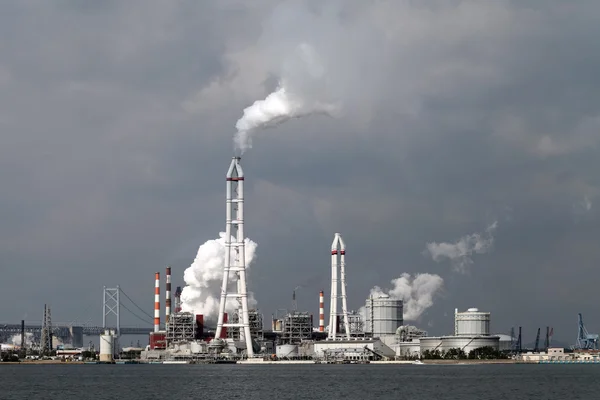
[360,273,444,321]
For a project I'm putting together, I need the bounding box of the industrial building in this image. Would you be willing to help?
[133,157,509,364]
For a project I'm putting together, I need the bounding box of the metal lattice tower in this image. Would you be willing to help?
[215,157,253,357]
[40,304,53,355]
[328,233,351,340]
[280,312,312,345]
[103,286,121,337]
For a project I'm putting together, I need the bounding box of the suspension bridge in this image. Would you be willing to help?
[0,286,157,347]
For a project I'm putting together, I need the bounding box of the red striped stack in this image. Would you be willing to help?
[154,272,160,333]
[319,290,325,332]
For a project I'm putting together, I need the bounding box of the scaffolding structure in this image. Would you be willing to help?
[345,312,365,337]
[249,309,264,341]
[166,312,196,344]
[279,312,313,345]
[228,309,264,341]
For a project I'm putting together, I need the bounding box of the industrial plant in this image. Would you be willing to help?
[2,156,599,365]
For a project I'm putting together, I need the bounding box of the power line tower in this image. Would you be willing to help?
[103,286,121,337]
[40,304,53,355]
[215,157,253,357]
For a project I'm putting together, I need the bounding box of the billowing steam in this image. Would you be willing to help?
[10,332,34,347]
[231,2,381,153]
[234,42,340,153]
[425,221,498,273]
[361,273,444,321]
[181,233,258,321]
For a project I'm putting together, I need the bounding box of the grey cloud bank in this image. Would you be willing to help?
[1,1,600,342]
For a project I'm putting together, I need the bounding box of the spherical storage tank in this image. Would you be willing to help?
[99,330,115,362]
[455,308,490,336]
[365,295,403,337]
[276,344,298,358]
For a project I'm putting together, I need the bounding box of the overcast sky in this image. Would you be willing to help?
[1,0,599,343]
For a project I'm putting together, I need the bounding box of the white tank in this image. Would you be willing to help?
[365,296,403,337]
[419,335,500,356]
[276,344,298,358]
[99,331,114,362]
[419,337,443,353]
[455,308,490,336]
[396,341,421,358]
[442,336,500,354]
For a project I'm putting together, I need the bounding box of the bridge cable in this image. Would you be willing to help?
[119,288,155,321]
[118,302,154,326]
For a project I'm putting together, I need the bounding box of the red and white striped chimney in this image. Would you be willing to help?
[175,286,182,313]
[319,290,325,332]
[165,266,172,323]
[154,272,160,333]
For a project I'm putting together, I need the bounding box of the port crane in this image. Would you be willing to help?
[533,328,541,353]
[575,313,599,350]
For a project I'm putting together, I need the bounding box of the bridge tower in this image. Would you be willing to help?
[103,286,121,336]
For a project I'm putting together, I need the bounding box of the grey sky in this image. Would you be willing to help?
[1,1,599,343]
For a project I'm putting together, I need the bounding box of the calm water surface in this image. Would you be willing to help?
[1,364,599,399]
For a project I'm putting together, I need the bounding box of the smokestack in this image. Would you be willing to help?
[175,286,182,313]
[328,234,339,338]
[319,291,325,332]
[154,272,160,333]
[338,234,350,339]
[328,233,350,340]
[165,266,172,323]
[21,320,25,351]
[215,157,252,356]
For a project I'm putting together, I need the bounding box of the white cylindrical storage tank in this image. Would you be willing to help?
[496,334,514,351]
[99,331,114,363]
[365,295,403,337]
[276,344,299,358]
[419,337,443,354]
[455,308,490,336]
[396,341,421,358]
[441,336,500,355]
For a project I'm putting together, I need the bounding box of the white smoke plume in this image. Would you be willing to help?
[360,273,444,321]
[10,332,34,347]
[180,232,258,322]
[425,221,498,273]
[584,196,593,211]
[233,2,380,153]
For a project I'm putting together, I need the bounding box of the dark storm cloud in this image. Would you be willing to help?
[1,1,599,342]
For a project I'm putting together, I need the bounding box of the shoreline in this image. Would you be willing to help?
[422,359,516,365]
